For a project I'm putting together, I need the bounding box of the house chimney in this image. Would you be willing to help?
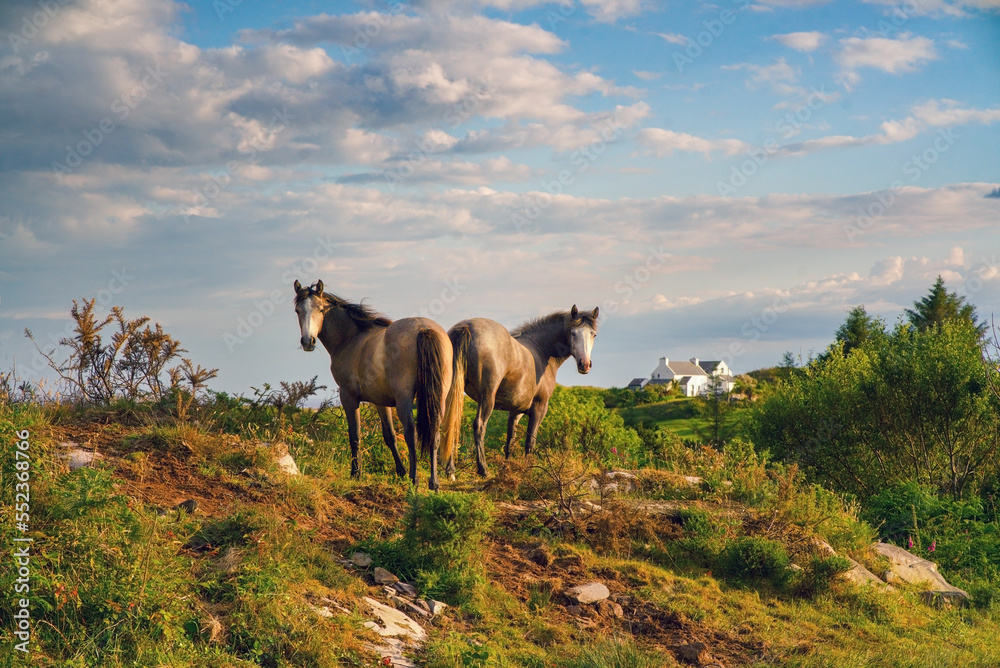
[660,357,667,366]
[691,357,699,366]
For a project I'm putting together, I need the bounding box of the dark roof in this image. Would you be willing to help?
[699,360,724,373]
[627,378,646,387]
[665,361,706,376]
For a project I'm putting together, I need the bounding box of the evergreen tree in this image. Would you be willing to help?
[835,306,880,355]
[818,306,885,364]
[905,276,983,334]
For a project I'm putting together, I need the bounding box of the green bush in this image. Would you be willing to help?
[863,481,1000,588]
[719,536,792,589]
[360,491,495,606]
[793,554,853,598]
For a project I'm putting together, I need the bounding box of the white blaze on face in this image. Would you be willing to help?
[570,326,595,373]
[296,297,323,351]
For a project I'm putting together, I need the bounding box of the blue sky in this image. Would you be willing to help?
[0,0,998,399]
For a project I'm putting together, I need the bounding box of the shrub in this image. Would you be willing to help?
[360,491,495,606]
[793,554,853,598]
[718,536,793,589]
[863,481,1000,588]
[25,298,217,409]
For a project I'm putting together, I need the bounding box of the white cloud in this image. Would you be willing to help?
[771,31,826,51]
[633,70,661,80]
[781,100,1000,155]
[861,0,1000,17]
[835,33,938,87]
[911,99,1000,126]
[655,32,689,45]
[636,128,750,158]
[579,0,650,23]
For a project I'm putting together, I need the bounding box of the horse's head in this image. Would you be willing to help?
[293,279,328,352]
[568,305,599,374]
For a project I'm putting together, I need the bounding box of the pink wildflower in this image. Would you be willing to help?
[611,447,618,455]
[928,540,936,552]
[907,536,913,549]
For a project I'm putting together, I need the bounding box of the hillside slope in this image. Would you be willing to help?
[2,400,999,668]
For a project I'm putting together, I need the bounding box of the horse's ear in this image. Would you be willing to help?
[571,305,579,318]
[592,306,599,319]
[315,280,324,295]
[294,279,303,294]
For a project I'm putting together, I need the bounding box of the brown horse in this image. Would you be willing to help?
[293,280,454,490]
[441,306,599,478]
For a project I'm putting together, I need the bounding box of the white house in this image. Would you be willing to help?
[627,357,735,397]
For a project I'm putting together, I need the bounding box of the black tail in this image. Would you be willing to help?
[416,329,447,458]
[441,324,471,471]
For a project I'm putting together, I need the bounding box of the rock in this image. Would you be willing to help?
[427,600,448,617]
[362,597,426,642]
[841,556,892,589]
[812,538,836,556]
[311,605,335,618]
[682,475,703,486]
[275,453,300,476]
[672,641,716,666]
[588,471,638,496]
[374,567,400,584]
[60,444,102,470]
[596,599,624,619]
[872,542,969,605]
[174,499,198,513]
[261,442,299,475]
[351,552,373,568]
[365,638,417,668]
[920,590,971,608]
[565,582,610,605]
[400,598,431,618]
[566,604,584,616]
[392,582,418,598]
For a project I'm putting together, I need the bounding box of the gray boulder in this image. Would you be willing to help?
[873,542,968,606]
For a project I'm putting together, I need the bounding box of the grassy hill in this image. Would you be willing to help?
[3,391,1000,667]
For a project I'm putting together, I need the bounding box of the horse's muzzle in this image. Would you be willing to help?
[577,359,592,374]
[301,336,316,352]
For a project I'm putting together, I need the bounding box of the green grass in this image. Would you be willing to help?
[617,396,708,440]
[3,393,1000,668]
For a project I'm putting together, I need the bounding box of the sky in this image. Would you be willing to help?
[0,0,998,401]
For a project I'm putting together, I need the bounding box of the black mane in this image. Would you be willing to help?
[297,290,392,330]
[510,309,598,339]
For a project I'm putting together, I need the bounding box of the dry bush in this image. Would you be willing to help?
[26,298,217,408]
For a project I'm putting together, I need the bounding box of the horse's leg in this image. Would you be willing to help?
[342,395,362,478]
[377,405,407,478]
[524,399,550,456]
[396,397,419,486]
[445,444,456,480]
[504,412,522,459]
[472,396,494,476]
[428,429,439,492]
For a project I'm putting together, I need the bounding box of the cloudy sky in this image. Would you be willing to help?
[1,0,998,398]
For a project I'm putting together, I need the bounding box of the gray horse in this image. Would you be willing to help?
[294,280,455,490]
[441,306,599,477]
